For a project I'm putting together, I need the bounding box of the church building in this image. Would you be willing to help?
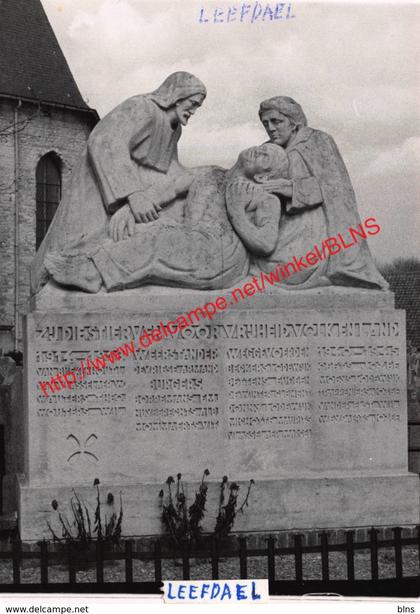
[0,0,98,351]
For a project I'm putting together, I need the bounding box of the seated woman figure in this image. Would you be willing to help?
[45,144,285,292]
[255,96,388,289]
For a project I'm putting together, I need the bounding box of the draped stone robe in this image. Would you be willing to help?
[31,95,184,293]
[254,127,388,290]
[90,167,250,291]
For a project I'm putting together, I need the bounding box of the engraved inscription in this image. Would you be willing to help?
[27,310,407,481]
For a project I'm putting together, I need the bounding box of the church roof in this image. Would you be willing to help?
[382,262,420,348]
[0,0,96,115]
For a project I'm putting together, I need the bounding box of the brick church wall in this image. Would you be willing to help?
[0,98,95,349]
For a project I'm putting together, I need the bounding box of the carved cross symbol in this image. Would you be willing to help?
[67,433,99,462]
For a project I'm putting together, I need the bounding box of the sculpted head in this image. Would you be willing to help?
[259,96,307,147]
[149,71,206,126]
[237,143,289,180]
[174,93,205,126]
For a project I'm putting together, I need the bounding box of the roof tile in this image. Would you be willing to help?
[0,0,91,109]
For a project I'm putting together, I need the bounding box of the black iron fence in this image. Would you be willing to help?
[0,526,419,596]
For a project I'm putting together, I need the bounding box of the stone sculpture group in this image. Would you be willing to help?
[31,71,387,294]
[21,73,420,541]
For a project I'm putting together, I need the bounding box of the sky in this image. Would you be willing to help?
[40,0,420,263]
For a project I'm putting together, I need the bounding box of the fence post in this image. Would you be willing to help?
[211,536,219,580]
[182,547,190,581]
[293,534,303,584]
[12,539,21,585]
[125,540,133,584]
[319,532,329,582]
[345,531,355,581]
[393,527,403,581]
[267,536,275,582]
[40,540,49,585]
[239,537,247,579]
[368,528,379,582]
[418,526,420,572]
[154,540,162,583]
[96,540,104,584]
[67,542,76,585]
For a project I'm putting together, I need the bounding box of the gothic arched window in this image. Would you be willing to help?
[36,153,62,249]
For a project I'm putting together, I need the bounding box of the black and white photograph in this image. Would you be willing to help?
[0,0,419,608]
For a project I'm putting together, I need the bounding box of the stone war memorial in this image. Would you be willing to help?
[19,72,419,540]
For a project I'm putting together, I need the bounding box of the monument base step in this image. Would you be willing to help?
[18,473,420,541]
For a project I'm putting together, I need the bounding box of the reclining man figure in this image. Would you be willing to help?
[44,144,287,292]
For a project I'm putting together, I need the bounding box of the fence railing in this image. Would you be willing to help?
[0,526,419,596]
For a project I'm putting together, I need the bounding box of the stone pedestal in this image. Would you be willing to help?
[18,283,420,540]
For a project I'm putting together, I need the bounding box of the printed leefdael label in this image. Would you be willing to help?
[163,579,269,603]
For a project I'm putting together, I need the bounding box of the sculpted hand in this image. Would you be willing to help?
[174,172,194,196]
[128,192,160,223]
[226,180,255,210]
[258,178,293,197]
[109,204,136,242]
